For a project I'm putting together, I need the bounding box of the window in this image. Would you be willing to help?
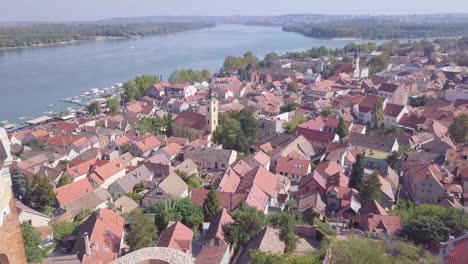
[207,106,210,112]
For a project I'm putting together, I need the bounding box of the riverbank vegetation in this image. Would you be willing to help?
[282,20,468,39]
[0,23,214,49]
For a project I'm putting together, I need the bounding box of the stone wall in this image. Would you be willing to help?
[0,198,27,264]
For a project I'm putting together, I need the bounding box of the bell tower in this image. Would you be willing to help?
[206,88,219,133]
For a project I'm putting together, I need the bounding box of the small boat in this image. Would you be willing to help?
[18,117,27,120]
[48,104,53,107]
[1,120,8,124]
[67,107,73,110]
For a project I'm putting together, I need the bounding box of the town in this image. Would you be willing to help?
[1,37,468,264]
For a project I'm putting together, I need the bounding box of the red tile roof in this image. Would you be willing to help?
[204,208,234,244]
[173,111,207,130]
[73,209,124,264]
[135,136,163,153]
[315,161,343,178]
[359,199,388,216]
[156,222,193,253]
[195,244,229,264]
[276,156,310,176]
[90,159,126,185]
[191,189,246,212]
[379,83,400,93]
[361,214,401,236]
[236,166,279,198]
[54,178,94,207]
[383,104,405,118]
[441,234,468,264]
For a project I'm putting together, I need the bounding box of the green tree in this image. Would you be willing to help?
[123,75,159,101]
[349,154,364,190]
[52,221,80,241]
[268,212,299,253]
[263,52,281,67]
[403,215,450,246]
[165,112,174,137]
[251,251,319,264]
[174,170,202,190]
[282,116,307,134]
[203,188,220,221]
[29,176,57,212]
[106,98,120,115]
[169,69,211,83]
[367,55,389,75]
[149,198,204,233]
[225,206,267,247]
[372,99,384,129]
[336,118,347,139]
[57,173,71,187]
[86,101,102,116]
[11,169,31,201]
[137,117,165,135]
[387,151,402,171]
[21,222,47,263]
[449,114,468,143]
[320,107,336,117]
[280,102,300,113]
[360,171,382,204]
[286,83,298,93]
[125,210,158,252]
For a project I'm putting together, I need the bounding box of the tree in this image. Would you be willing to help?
[337,118,347,139]
[286,83,298,93]
[106,98,120,115]
[349,154,364,190]
[387,151,402,171]
[282,116,307,134]
[11,169,31,201]
[403,215,450,246]
[125,210,157,252]
[123,75,159,101]
[149,198,204,233]
[360,171,382,204]
[169,69,211,83]
[137,117,165,135]
[320,107,336,117]
[214,109,257,153]
[21,222,47,262]
[225,206,267,247]
[449,114,468,143]
[280,102,300,113]
[165,112,174,137]
[251,251,320,264]
[203,188,220,221]
[86,101,102,116]
[263,52,281,67]
[57,173,71,187]
[52,221,80,241]
[29,176,57,212]
[175,170,202,190]
[372,99,384,129]
[367,55,389,75]
[268,212,299,253]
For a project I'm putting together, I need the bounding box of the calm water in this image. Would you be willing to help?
[0,24,364,122]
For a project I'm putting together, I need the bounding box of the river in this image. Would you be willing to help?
[0,24,370,123]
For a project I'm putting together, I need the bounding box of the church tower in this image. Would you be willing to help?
[352,49,361,78]
[206,88,219,133]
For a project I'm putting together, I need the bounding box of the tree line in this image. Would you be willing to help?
[0,23,213,49]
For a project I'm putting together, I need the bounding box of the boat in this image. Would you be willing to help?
[48,104,53,107]
[18,117,27,120]
[1,120,8,124]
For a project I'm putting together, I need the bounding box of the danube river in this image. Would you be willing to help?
[0,24,366,123]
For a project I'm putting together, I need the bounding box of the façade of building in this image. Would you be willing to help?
[0,127,27,264]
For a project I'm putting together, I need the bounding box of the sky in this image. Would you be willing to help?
[2,0,468,21]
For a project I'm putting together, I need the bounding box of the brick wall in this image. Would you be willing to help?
[0,198,27,264]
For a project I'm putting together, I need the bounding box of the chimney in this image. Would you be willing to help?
[44,169,48,177]
[119,205,123,212]
[83,232,91,256]
[104,119,108,128]
[230,192,233,211]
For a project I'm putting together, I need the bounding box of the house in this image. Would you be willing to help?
[326,186,361,216]
[165,83,197,99]
[108,164,153,199]
[214,168,241,193]
[275,156,311,183]
[129,136,163,158]
[359,214,401,236]
[113,196,139,214]
[108,136,132,153]
[142,173,188,207]
[403,162,447,205]
[236,166,280,212]
[88,159,127,189]
[184,148,237,171]
[202,208,234,246]
[195,244,230,264]
[146,82,170,99]
[315,161,344,179]
[299,171,327,196]
[353,95,388,125]
[16,200,51,227]
[66,159,106,182]
[156,221,193,254]
[237,227,285,264]
[246,151,271,169]
[377,83,408,105]
[439,234,468,264]
[54,188,112,221]
[383,104,408,128]
[348,133,399,156]
[72,209,124,264]
[175,159,198,176]
[297,192,327,216]
[54,179,94,209]
[191,189,247,212]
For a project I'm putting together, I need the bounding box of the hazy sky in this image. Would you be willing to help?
[2,0,468,21]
